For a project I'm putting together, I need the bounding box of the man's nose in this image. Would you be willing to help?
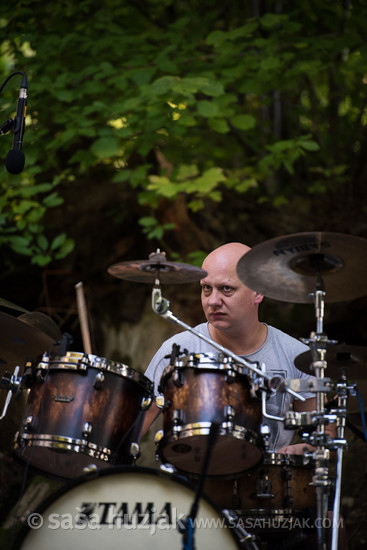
[207,288,222,305]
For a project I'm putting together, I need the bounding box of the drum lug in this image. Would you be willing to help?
[172,369,184,387]
[82,422,92,439]
[154,429,164,445]
[93,372,104,389]
[155,395,165,409]
[23,415,35,432]
[141,396,152,410]
[172,409,183,430]
[224,405,235,420]
[256,474,275,500]
[281,465,292,481]
[255,471,274,499]
[130,442,140,461]
[225,369,236,383]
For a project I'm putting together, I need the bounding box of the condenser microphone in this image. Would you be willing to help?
[5,73,28,174]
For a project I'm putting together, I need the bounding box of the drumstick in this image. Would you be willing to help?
[75,281,92,355]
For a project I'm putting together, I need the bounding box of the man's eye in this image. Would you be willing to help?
[222,286,234,293]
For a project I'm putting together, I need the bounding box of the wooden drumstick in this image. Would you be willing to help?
[75,281,92,355]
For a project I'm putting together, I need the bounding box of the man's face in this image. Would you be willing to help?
[200,246,261,333]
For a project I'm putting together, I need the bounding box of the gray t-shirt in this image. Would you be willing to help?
[145,323,314,451]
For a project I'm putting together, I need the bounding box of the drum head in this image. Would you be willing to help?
[14,466,241,549]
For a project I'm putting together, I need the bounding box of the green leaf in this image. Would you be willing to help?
[197,100,219,118]
[54,238,74,259]
[209,118,230,134]
[50,232,66,251]
[90,137,120,158]
[32,254,52,266]
[139,216,156,228]
[176,164,200,181]
[43,193,64,208]
[230,114,256,131]
[299,140,320,152]
[206,30,228,47]
[37,234,48,251]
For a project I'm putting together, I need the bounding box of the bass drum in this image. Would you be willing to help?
[14,466,242,550]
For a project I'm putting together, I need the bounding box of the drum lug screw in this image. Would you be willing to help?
[82,422,92,439]
[93,372,104,389]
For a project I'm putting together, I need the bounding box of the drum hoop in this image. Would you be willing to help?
[34,351,154,393]
[160,422,262,444]
[160,352,252,389]
[15,432,111,460]
[12,465,241,549]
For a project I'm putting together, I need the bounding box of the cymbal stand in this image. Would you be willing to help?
[302,286,346,550]
[151,281,305,402]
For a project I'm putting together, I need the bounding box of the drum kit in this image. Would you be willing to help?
[1,231,367,550]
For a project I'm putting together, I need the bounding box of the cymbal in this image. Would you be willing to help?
[108,250,207,284]
[0,311,56,370]
[0,297,28,313]
[295,345,367,380]
[236,232,367,303]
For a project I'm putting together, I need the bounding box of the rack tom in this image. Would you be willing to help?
[14,351,153,479]
[155,352,263,476]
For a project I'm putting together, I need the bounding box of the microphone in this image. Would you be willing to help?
[5,73,28,174]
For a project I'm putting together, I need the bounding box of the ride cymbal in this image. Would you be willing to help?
[236,232,367,303]
[108,250,207,284]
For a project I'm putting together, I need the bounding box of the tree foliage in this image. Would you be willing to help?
[1,0,367,268]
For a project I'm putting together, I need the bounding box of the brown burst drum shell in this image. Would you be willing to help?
[13,352,153,480]
[202,452,316,520]
[156,352,263,476]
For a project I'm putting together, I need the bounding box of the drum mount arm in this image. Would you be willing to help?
[0,366,23,420]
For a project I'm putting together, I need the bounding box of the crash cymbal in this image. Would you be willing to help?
[295,345,367,379]
[108,250,207,284]
[17,311,62,342]
[0,297,28,313]
[236,232,367,303]
[0,311,56,370]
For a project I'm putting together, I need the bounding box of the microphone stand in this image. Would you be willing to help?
[179,422,220,550]
[0,118,15,135]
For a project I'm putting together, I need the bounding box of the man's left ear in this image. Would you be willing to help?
[254,292,264,304]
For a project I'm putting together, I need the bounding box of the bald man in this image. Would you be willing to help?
[142,242,335,454]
